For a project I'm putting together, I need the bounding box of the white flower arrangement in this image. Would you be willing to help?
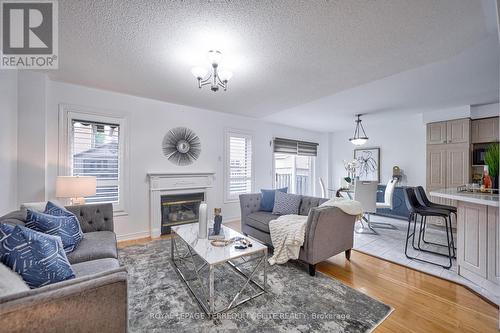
[343,159,358,184]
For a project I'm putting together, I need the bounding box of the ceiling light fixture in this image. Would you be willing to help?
[191,50,232,92]
[349,114,369,145]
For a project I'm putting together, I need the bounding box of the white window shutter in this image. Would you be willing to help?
[226,132,253,201]
[71,120,120,204]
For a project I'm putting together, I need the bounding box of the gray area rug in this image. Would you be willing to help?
[119,238,392,332]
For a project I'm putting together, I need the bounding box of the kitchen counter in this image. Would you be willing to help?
[430,188,499,307]
[429,188,499,207]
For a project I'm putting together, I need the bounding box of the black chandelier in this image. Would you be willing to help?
[191,50,233,92]
[349,114,369,146]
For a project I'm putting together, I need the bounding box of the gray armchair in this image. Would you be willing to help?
[240,193,357,276]
[0,203,127,332]
[0,268,128,333]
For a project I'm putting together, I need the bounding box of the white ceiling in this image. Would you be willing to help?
[265,35,500,131]
[51,0,497,129]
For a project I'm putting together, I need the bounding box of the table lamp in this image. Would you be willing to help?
[56,176,97,205]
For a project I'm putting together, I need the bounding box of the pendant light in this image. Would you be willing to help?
[349,114,369,145]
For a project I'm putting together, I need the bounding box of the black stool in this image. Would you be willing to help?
[415,186,456,258]
[403,187,454,269]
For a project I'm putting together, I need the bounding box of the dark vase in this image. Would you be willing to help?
[494,176,499,190]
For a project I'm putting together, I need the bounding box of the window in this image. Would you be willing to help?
[71,119,121,205]
[225,131,253,202]
[273,137,317,196]
[274,154,315,195]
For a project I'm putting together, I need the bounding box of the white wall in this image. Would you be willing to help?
[17,71,47,203]
[422,105,471,124]
[0,71,18,215]
[470,102,500,119]
[329,112,426,190]
[41,79,327,240]
[421,103,499,123]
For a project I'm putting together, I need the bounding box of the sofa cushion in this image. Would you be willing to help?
[20,201,47,212]
[260,187,288,212]
[72,258,120,278]
[67,231,117,264]
[0,263,29,297]
[26,209,83,253]
[299,196,329,216]
[1,225,75,288]
[246,211,277,233]
[272,191,301,215]
[0,210,27,227]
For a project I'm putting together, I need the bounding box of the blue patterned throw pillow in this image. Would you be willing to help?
[44,201,84,247]
[0,224,14,260]
[0,223,14,241]
[0,225,75,288]
[26,207,83,253]
[272,191,302,215]
[260,187,288,212]
[44,201,75,218]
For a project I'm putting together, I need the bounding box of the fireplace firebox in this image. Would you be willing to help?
[161,192,204,234]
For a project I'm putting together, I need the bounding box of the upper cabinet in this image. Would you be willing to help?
[471,117,499,144]
[427,119,470,145]
[447,119,470,144]
[427,121,447,144]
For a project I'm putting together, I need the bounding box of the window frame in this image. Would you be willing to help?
[58,104,129,215]
[224,129,255,203]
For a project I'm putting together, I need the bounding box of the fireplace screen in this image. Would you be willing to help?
[161,192,204,234]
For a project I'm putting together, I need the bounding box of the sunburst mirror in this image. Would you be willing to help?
[162,127,201,166]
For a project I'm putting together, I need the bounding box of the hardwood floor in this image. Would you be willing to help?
[118,222,499,332]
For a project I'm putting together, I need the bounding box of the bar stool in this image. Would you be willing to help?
[403,187,454,269]
[415,186,456,258]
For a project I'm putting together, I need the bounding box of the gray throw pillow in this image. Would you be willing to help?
[272,191,301,215]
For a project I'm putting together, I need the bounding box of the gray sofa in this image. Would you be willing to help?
[0,203,128,333]
[240,194,356,276]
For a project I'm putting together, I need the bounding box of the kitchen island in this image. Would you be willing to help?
[430,188,499,306]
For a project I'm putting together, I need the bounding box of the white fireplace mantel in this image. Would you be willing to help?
[148,172,215,238]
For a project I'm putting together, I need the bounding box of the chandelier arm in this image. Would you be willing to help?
[200,74,212,85]
[217,76,228,88]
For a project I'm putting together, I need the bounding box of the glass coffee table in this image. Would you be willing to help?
[171,223,268,316]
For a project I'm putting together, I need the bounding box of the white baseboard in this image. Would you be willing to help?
[116,231,151,242]
[222,216,240,224]
[116,218,240,242]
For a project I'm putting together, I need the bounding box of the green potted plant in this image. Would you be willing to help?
[484,143,499,189]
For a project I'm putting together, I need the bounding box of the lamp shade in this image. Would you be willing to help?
[218,70,233,82]
[207,50,222,65]
[191,66,208,79]
[56,176,97,198]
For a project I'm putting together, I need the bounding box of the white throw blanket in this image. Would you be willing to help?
[268,197,363,265]
[268,214,309,265]
[319,197,363,216]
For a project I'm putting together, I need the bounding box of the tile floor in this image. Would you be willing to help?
[354,214,499,305]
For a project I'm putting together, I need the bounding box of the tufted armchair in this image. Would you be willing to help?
[0,203,127,332]
[240,193,356,276]
[0,203,117,264]
[66,203,114,233]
